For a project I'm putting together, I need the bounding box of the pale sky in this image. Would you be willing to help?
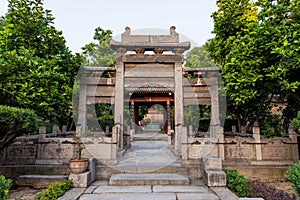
[0,0,217,53]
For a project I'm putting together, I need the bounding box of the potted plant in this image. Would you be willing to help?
[69,136,89,174]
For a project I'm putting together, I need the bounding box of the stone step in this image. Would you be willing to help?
[133,133,168,141]
[109,173,190,186]
[16,174,68,189]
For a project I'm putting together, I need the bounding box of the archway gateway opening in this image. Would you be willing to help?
[126,91,175,138]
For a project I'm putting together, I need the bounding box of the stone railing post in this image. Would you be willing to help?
[52,125,59,136]
[241,126,246,136]
[175,125,182,155]
[188,125,194,137]
[289,126,299,161]
[62,125,67,133]
[218,127,225,160]
[181,126,188,161]
[76,124,82,137]
[105,126,109,136]
[38,126,46,142]
[253,122,262,161]
[37,126,46,161]
[110,126,117,162]
[232,125,236,135]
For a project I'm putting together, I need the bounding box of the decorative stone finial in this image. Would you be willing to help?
[124,26,131,35]
[170,26,176,35]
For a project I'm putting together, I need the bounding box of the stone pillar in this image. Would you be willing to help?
[253,122,262,161]
[78,83,87,135]
[130,100,135,132]
[167,101,171,128]
[208,80,220,138]
[174,62,184,154]
[166,100,172,147]
[114,56,125,150]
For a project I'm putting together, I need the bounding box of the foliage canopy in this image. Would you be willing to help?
[206,0,300,131]
[81,27,115,67]
[0,0,83,127]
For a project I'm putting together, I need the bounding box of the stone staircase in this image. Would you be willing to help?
[107,134,192,188]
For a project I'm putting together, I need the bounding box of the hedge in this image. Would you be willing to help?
[0,175,12,200]
[288,160,300,197]
[0,105,38,147]
[34,180,73,200]
[225,169,296,199]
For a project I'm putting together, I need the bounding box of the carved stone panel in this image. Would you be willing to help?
[262,145,292,160]
[225,144,256,159]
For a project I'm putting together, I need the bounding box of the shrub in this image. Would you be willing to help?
[291,111,300,133]
[224,169,251,197]
[34,180,73,200]
[249,181,296,200]
[288,160,300,196]
[0,175,12,200]
[0,105,38,148]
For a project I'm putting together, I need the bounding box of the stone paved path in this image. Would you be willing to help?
[59,180,239,200]
[118,140,180,167]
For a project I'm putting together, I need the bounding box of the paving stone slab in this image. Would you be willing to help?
[153,185,208,193]
[176,193,219,200]
[211,187,239,200]
[91,180,108,186]
[57,188,85,200]
[109,173,190,186]
[94,186,151,193]
[79,193,176,200]
[84,185,98,194]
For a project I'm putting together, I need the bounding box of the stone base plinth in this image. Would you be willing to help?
[204,170,226,187]
[69,157,96,188]
[69,171,92,188]
[16,175,68,189]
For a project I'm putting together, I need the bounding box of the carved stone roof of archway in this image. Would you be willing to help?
[110,26,190,55]
[126,83,174,93]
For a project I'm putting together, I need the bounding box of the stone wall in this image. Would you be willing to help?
[182,126,298,169]
[0,125,298,182]
[0,126,118,166]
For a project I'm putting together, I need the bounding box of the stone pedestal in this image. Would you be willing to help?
[202,156,226,187]
[203,170,226,187]
[69,158,96,188]
[202,156,222,170]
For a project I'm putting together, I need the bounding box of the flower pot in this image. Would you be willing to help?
[69,158,89,174]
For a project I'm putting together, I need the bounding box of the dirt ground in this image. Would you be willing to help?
[8,187,42,200]
[268,181,298,198]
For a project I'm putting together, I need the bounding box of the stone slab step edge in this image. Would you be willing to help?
[109,173,190,186]
[16,175,68,189]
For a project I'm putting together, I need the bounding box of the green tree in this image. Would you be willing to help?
[206,0,300,131]
[0,0,83,127]
[82,27,115,67]
[185,46,216,68]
